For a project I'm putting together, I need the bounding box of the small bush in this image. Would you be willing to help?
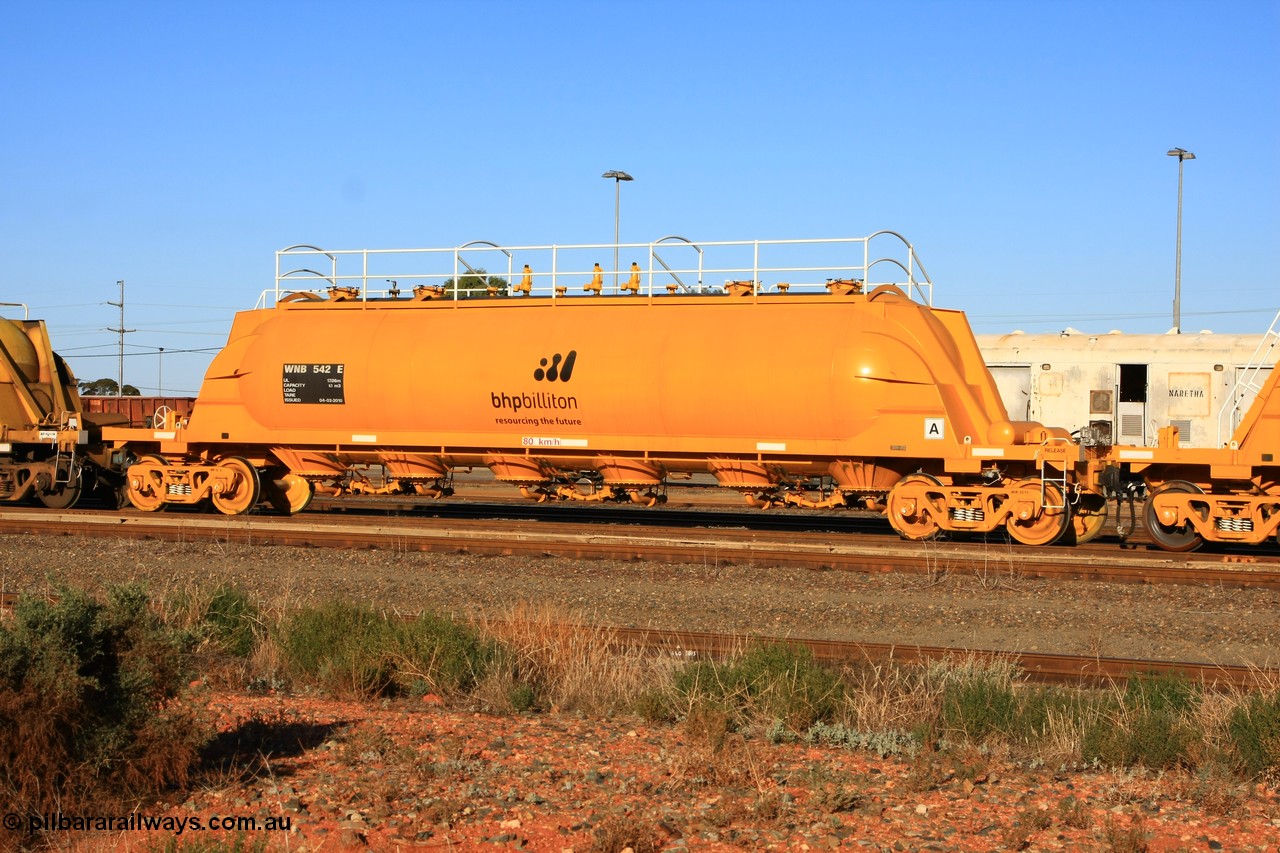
[940,672,1019,742]
[672,695,765,787]
[1082,706,1196,770]
[508,682,537,712]
[201,585,260,658]
[280,600,493,698]
[1056,794,1092,829]
[0,585,205,844]
[282,600,399,696]
[801,722,918,757]
[933,661,1088,747]
[1002,805,1052,849]
[1226,692,1280,777]
[396,612,495,695]
[673,643,843,730]
[590,813,661,853]
[1077,675,1201,770]
[1125,671,1199,714]
[633,688,677,723]
[1100,814,1150,853]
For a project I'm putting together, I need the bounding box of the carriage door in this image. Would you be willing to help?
[1117,363,1148,445]
[988,364,1033,420]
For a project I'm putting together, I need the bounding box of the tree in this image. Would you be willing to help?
[78,378,141,396]
[441,268,510,298]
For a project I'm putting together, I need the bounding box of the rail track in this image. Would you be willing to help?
[1,502,1278,589]
[603,625,1278,690]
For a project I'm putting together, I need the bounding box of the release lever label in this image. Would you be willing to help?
[283,363,345,404]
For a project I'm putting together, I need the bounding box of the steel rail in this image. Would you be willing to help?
[602,626,1277,690]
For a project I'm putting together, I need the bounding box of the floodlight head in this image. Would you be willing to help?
[1166,148,1196,160]
[601,170,634,181]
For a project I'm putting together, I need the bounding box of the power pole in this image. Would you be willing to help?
[106,279,133,396]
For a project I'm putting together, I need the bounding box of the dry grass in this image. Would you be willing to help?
[473,601,681,715]
[838,657,937,734]
[971,539,1028,590]
[589,812,663,853]
[668,696,772,789]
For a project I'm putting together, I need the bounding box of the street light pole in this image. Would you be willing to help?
[106,279,133,396]
[1166,148,1195,334]
[157,347,164,397]
[601,170,634,291]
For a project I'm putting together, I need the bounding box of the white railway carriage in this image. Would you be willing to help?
[977,328,1276,449]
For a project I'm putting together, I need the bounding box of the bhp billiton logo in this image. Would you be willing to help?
[491,350,580,413]
[534,351,577,382]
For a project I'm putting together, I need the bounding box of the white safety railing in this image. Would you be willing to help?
[1216,307,1280,447]
[258,232,933,309]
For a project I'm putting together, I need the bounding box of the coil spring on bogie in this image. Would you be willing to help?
[951,507,985,522]
[166,483,192,496]
[1216,517,1253,532]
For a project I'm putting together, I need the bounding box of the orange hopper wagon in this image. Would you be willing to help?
[0,310,95,507]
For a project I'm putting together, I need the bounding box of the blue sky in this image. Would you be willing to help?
[2,0,1276,395]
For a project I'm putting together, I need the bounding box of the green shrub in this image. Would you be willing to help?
[395,612,495,695]
[673,643,843,730]
[200,585,260,658]
[632,688,677,723]
[0,585,205,843]
[1080,674,1200,770]
[508,682,537,712]
[281,600,399,696]
[1129,708,1196,769]
[940,673,1019,742]
[1082,706,1196,770]
[280,600,493,698]
[1013,687,1089,742]
[1125,671,1199,714]
[1227,692,1280,777]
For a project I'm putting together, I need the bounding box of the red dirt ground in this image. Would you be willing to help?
[46,690,1280,853]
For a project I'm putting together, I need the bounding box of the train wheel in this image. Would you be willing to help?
[1144,480,1205,552]
[127,454,169,512]
[268,473,314,515]
[211,457,261,516]
[1005,479,1071,546]
[887,473,942,540]
[37,476,83,509]
[1067,510,1107,545]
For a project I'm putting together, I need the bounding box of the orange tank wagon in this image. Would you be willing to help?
[104,234,1094,545]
